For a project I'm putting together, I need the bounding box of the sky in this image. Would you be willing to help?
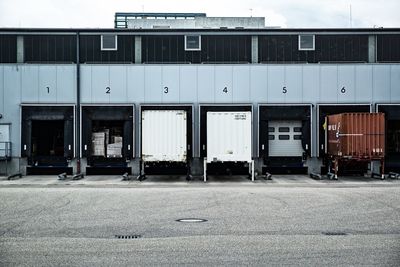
[0,0,399,28]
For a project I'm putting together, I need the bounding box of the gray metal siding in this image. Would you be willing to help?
[179,66,197,102]
[2,64,399,106]
[338,65,355,103]
[250,66,268,102]
[161,66,180,103]
[233,66,250,102]
[391,66,400,100]
[0,65,76,157]
[127,66,145,103]
[1,63,400,160]
[355,65,373,101]
[373,65,391,102]
[302,65,320,102]
[2,66,21,157]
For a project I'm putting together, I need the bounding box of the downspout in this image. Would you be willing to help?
[76,31,81,173]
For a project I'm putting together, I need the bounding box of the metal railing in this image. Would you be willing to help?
[0,142,11,176]
[115,12,206,28]
[0,142,12,160]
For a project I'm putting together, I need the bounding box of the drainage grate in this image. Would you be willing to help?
[115,234,142,239]
[322,232,348,236]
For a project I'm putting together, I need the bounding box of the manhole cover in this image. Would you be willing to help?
[322,232,348,236]
[115,234,142,239]
[176,218,208,223]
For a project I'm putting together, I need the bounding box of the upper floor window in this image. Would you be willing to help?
[101,34,118,51]
[298,34,315,51]
[185,35,201,51]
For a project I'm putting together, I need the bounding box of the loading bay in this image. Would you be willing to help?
[1,175,399,266]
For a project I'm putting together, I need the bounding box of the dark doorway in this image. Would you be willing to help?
[31,120,64,157]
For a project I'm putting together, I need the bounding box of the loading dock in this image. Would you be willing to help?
[21,105,74,175]
[317,104,371,174]
[138,105,193,180]
[200,105,254,181]
[259,104,312,174]
[376,104,400,173]
[81,105,134,175]
[325,113,385,179]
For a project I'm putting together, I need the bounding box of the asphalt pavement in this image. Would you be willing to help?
[0,175,399,266]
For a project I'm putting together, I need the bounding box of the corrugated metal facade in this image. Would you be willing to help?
[142,35,251,63]
[0,63,400,159]
[0,35,17,63]
[259,35,368,63]
[327,113,385,158]
[23,35,77,63]
[0,28,399,175]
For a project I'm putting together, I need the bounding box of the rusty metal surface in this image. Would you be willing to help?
[327,113,385,159]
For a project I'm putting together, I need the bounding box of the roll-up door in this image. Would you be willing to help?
[268,121,303,157]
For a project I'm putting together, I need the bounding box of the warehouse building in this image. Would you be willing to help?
[0,13,399,178]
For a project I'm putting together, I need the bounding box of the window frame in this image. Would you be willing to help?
[184,35,201,51]
[278,127,290,133]
[298,34,315,51]
[101,34,118,51]
[294,135,302,140]
[278,135,290,140]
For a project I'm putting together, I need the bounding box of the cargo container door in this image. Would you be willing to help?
[206,111,252,163]
[141,110,187,162]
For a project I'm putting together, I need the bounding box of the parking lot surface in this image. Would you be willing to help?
[0,175,399,266]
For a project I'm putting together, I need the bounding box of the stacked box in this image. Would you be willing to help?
[91,132,106,156]
[107,143,123,158]
[112,136,123,144]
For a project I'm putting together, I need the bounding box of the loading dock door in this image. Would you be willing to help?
[21,106,74,160]
[268,121,303,157]
[317,104,371,157]
[81,106,134,160]
[377,104,400,172]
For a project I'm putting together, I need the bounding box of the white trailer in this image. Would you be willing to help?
[141,110,187,162]
[139,106,193,181]
[204,111,254,182]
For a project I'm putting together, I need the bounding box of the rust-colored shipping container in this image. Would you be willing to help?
[326,113,385,159]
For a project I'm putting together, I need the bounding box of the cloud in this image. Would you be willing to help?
[0,0,398,28]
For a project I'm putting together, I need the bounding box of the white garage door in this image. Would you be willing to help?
[268,121,304,157]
